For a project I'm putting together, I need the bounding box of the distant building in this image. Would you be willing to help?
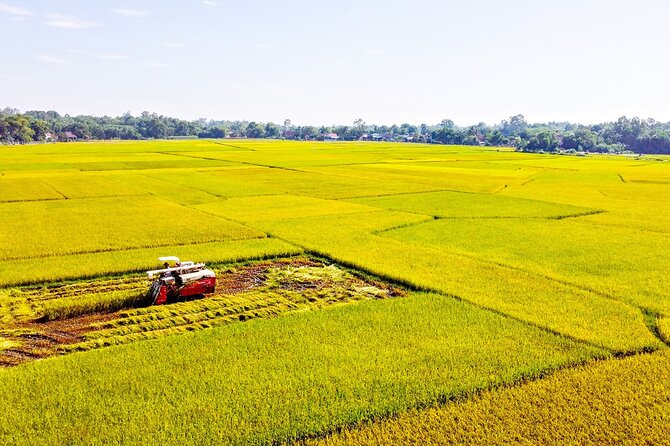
[323,133,339,141]
[44,132,54,141]
[64,131,78,141]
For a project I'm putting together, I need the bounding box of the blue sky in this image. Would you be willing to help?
[1,0,669,126]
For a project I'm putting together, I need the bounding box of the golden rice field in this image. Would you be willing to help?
[0,139,668,444]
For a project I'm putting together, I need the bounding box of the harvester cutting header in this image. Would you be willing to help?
[146,256,216,305]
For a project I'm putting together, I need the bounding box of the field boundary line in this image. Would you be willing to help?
[259,234,643,355]
[373,222,668,347]
[641,308,670,347]
[371,210,607,236]
[204,140,257,151]
[339,188,480,200]
[288,348,663,446]
[545,209,606,220]
[132,172,222,200]
[375,227,641,306]
[0,197,64,204]
[306,157,528,168]
[39,179,68,199]
[161,152,311,173]
[298,166,479,188]
[155,151,250,164]
[138,171,284,201]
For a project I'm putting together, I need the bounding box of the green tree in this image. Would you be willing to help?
[485,130,507,146]
[246,122,265,138]
[525,130,558,152]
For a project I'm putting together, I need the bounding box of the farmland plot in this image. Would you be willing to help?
[258,211,659,352]
[0,139,668,445]
[0,177,64,202]
[0,292,605,445]
[0,196,264,260]
[308,349,670,446]
[383,217,670,315]
[0,238,301,287]
[348,189,597,218]
[0,257,402,366]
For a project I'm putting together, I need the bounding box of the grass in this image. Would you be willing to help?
[305,349,670,446]
[0,293,606,445]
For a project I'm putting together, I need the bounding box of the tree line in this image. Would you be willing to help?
[2,107,670,154]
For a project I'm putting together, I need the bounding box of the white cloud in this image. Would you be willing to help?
[251,42,276,50]
[163,43,183,49]
[36,55,67,64]
[202,0,218,6]
[0,2,32,16]
[96,54,130,60]
[142,62,175,68]
[110,8,148,17]
[45,14,97,29]
[364,49,385,56]
[66,49,86,54]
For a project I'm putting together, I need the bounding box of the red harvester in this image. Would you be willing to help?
[146,256,216,305]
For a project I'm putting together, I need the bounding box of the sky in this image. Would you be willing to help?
[1,0,669,126]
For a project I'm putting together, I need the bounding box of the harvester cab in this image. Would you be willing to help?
[146,256,216,305]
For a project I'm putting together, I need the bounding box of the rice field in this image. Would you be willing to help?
[306,349,670,446]
[0,139,668,444]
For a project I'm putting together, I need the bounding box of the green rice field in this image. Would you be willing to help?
[0,139,668,444]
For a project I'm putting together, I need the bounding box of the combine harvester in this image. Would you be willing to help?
[146,256,216,305]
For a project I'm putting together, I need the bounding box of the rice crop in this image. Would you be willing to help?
[0,178,64,202]
[207,165,440,198]
[0,293,606,445]
[259,211,660,352]
[0,195,264,260]
[0,258,401,364]
[195,194,376,223]
[40,174,145,198]
[64,261,400,352]
[0,139,668,444]
[305,349,670,446]
[0,238,302,287]
[382,215,670,315]
[348,189,597,218]
[303,163,524,194]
